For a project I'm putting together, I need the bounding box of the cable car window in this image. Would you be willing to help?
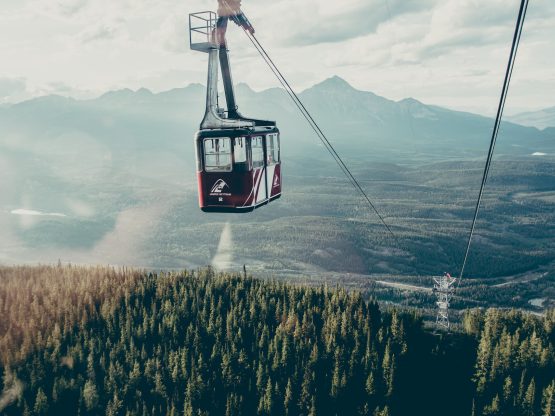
[266,134,280,165]
[276,134,280,163]
[204,138,232,172]
[251,136,264,168]
[266,135,275,165]
[234,137,249,172]
[195,140,203,171]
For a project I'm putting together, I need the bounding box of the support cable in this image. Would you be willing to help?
[457,0,529,286]
[243,34,359,192]
[236,26,398,242]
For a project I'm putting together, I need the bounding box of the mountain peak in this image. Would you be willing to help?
[507,106,555,130]
[236,83,254,94]
[98,87,153,101]
[99,88,134,100]
[398,97,425,108]
[182,83,205,93]
[313,76,357,91]
[399,97,420,104]
[136,87,153,96]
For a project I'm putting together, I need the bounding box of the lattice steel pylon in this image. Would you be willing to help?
[433,273,457,329]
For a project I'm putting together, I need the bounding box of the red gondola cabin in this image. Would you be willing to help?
[190,11,282,213]
[195,128,281,212]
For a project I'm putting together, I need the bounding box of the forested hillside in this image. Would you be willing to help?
[0,266,553,415]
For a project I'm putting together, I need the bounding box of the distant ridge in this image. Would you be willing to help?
[508,106,555,130]
[0,76,551,159]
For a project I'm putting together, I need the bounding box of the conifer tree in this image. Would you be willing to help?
[524,378,537,416]
[542,381,555,416]
[284,379,293,416]
[33,388,48,415]
[83,379,99,411]
[106,392,123,416]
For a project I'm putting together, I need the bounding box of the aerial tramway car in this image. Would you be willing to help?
[189,11,281,213]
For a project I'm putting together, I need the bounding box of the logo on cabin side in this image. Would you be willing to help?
[210,179,231,196]
[273,175,280,188]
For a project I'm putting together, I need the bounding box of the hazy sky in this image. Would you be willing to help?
[0,0,553,114]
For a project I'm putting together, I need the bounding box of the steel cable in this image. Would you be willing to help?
[235,25,398,242]
[457,0,529,286]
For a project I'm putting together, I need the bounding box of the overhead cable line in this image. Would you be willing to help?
[241,33,359,193]
[230,20,398,242]
[457,0,529,285]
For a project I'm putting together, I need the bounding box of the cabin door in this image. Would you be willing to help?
[251,136,268,204]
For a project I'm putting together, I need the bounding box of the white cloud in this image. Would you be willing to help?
[38,0,89,18]
[153,14,191,53]
[0,0,553,114]
[78,20,124,44]
[282,0,435,46]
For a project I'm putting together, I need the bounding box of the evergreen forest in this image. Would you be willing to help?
[0,265,554,415]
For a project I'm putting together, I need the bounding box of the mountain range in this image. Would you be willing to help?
[507,106,555,130]
[1,76,554,273]
[2,75,554,226]
[1,76,553,166]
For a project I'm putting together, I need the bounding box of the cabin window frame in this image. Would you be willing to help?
[276,133,281,163]
[204,137,233,172]
[266,133,280,165]
[233,137,250,172]
[195,139,203,171]
[251,136,265,169]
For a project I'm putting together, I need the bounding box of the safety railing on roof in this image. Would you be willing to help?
[189,11,218,52]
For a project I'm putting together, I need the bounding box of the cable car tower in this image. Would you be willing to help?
[189,11,281,212]
[433,273,457,329]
